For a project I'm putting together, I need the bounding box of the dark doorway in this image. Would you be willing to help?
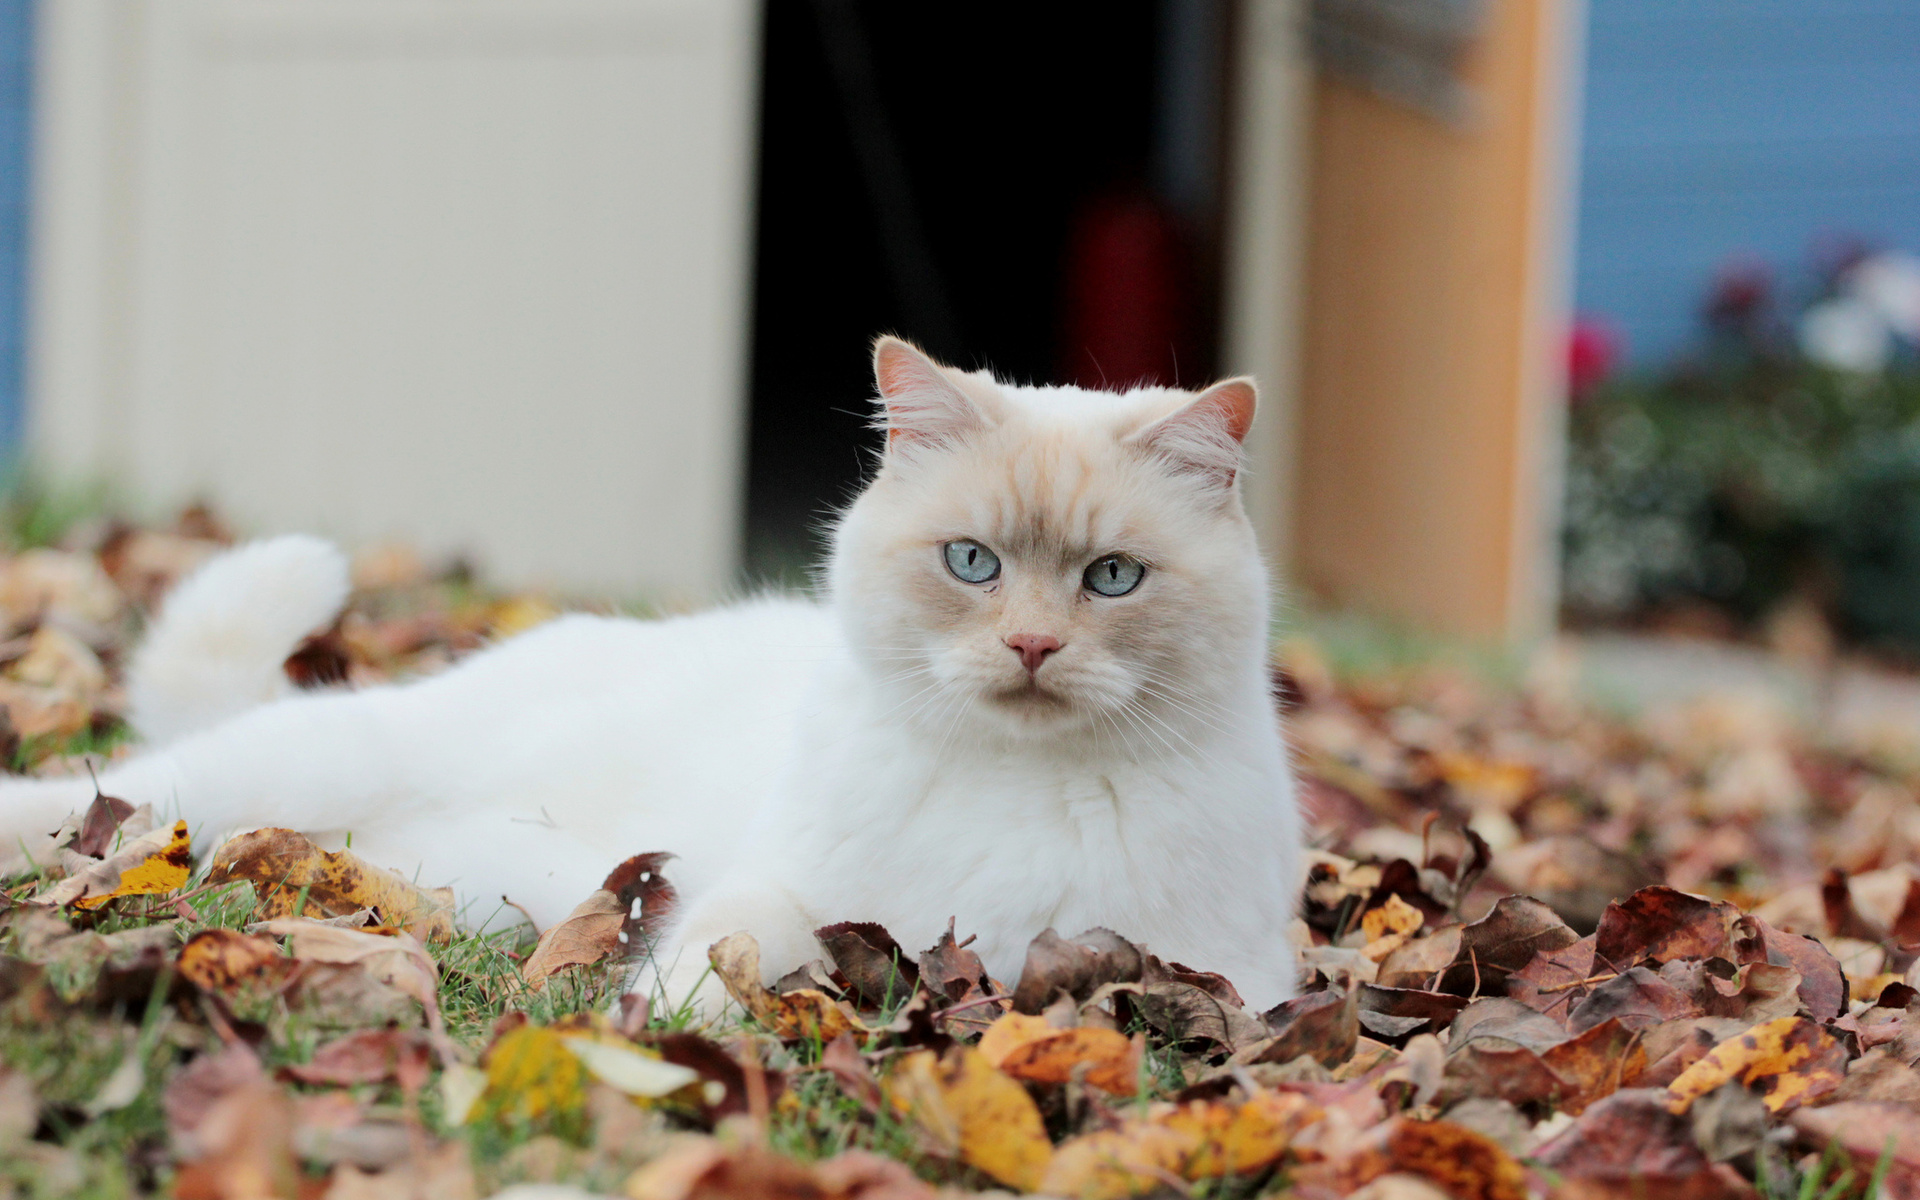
[744,0,1231,580]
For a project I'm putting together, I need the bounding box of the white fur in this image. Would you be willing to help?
[127,534,351,745]
[0,343,1302,1012]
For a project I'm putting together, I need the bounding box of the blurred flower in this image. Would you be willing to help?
[1798,296,1891,374]
[1847,251,1920,342]
[1704,256,1773,335]
[1567,317,1620,401]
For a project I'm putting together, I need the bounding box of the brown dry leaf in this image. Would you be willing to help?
[165,1044,269,1150]
[177,929,292,995]
[1134,957,1270,1054]
[254,918,442,1035]
[170,1081,301,1200]
[325,1139,477,1200]
[1240,985,1360,1068]
[975,1010,1142,1094]
[1376,926,1463,989]
[888,1046,1052,1190]
[709,931,859,1042]
[1532,1088,1724,1196]
[209,828,455,942]
[1439,896,1578,995]
[817,921,919,1009]
[522,889,625,991]
[1664,1015,1848,1114]
[34,820,191,910]
[282,1028,432,1090]
[72,790,136,859]
[1009,927,1144,1014]
[1732,914,1847,1022]
[625,1138,933,1200]
[1594,886,1740,968]
[1789,1102,1920,1199]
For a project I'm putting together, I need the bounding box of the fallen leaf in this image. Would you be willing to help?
[1009,927,1143,1015]
[889,1047,1051,1190]
[817,922,919,1009]
[1594,887,1740,968]
[170,1082,301,1200]
[1364,894,1426,943]
[209,828,455,942]
[472,1025,590,1139]
[1241,986,1360,1067]
[1532,1088,1723,1195]
[709,932,858,1042]
[177,929,293,995]
[522,889,625,991]
[975,1011,1142,1094]
[625,1138,934,1200]
[1384,1119,1528,1200]
[72,790,136,859]
[254,918,443,1037]
[1439,896,1578,996]
[561,1036,700,1098]
[1136,957,1271,1053]
[34,820,191,910]
[1732,914,1847,1022]
[1664,1015,1848,1114]
[281,1028,431,1091]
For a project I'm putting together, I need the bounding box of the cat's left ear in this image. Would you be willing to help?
[1128,378,1258,487]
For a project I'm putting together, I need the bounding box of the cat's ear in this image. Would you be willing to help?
[872,336,994,452]
[1128,377,1258,487]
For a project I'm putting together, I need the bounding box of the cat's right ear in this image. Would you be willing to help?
[872,336,992,452]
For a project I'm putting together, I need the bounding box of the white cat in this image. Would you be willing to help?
[0,338,1303,1011]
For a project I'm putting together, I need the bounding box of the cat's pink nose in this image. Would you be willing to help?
[1006,634,1062,673]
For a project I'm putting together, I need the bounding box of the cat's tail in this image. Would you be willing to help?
[126,534,351,745]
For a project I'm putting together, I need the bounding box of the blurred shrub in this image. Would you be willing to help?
[1563,345,1920,652]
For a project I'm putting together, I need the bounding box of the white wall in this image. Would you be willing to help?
[30,0,759,601]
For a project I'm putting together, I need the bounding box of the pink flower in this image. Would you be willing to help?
[1568,317,1620,400]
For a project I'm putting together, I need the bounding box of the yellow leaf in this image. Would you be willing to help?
[37,820,191,910]
[975,1011,1141,1095]
[1043,1125,1193,1200]
[472,1026,589,1138]
[1665,1016,1848,1114]
[491,596,560,639]
[1041,1092,1322,1197]
[1159,1090,1320,1177]
[890,1048,1052,1190]
[1362,894,1425,943]
[976,1012,1054,1067]
[208,828,455,942]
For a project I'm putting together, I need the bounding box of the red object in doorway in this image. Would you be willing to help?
[1059,192,1192,390]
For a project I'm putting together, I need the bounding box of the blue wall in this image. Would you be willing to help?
[1575,0,1920,365]
[0,0,26,451]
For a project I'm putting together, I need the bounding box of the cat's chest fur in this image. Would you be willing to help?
[749,659,1299,992]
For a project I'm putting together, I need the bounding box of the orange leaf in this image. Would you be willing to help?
[977,1011,1141,1095]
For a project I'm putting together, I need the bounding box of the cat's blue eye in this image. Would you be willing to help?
[1084,553,1146,597]
[943,540,1001,584]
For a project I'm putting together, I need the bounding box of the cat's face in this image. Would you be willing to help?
[830,338,1271,746]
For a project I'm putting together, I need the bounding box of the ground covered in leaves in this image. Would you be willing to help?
[5,510,1920,1197]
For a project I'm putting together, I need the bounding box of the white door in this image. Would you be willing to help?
[30,0,759,601]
